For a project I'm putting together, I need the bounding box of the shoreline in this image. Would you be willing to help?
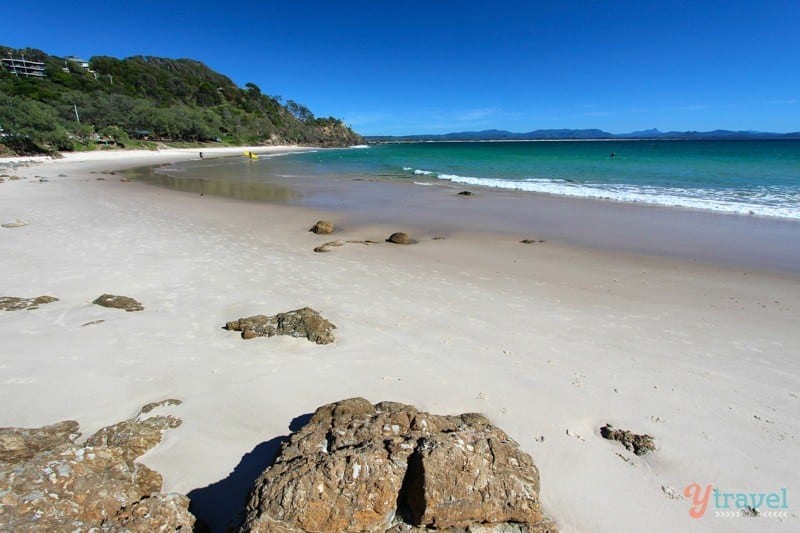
[140,151,800,275]
[2,148,798,532]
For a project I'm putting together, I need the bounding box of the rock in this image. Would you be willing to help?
[101,492,196,531]
[600,424,656,456]
[309,220,334,234]
[96,177,106,181]
[9,176,21,180]
[387,232,412,245]
[39,178,49,183]
[2,219,28,228]
[314,239,377,253]
[520,239,545,244]
[237,398,556,532]
[314,239,345,252]
[225,307,336,344]
[92,293,144,312]
[0,420,79,463]
[457,190,473,196]
[0,295,58,311]
[0,400,194,532]
[141,398,182,414]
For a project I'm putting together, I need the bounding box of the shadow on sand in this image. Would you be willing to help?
[187,413,313,532]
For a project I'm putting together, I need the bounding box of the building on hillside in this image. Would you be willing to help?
[1,57,46,78]
[65,56,90,69]
[65,56,97,78]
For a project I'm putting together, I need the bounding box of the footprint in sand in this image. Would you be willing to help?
[565,428,585,442]
[3,377,37,385]
[661,485,683,501]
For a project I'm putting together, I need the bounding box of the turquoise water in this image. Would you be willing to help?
[270,140,800,219]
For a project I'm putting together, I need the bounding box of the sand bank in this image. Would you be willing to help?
[1,148,798,531]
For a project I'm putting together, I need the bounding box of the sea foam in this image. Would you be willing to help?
[421,170,800,219]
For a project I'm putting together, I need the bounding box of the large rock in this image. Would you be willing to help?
[225,307,336,344]
[92,293,144,312]
[0,400,194,532]
[0,295,58,311]
[237,398,556,532]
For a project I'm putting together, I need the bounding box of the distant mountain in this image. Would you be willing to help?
[368,128,800,142]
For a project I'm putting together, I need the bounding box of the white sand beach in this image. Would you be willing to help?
[1,148,798,531]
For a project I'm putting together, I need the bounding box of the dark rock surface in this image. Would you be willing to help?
[387,232,412,245]
[92,293,144,312]
[225,307,336,344]
[457,190,473,196]
[0,400,194,532]
[309,220,334,234]
[0,295,58,311]
[237,398,556,532]
[600,424,656,456]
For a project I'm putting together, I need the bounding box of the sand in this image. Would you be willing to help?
[1,147,798,532]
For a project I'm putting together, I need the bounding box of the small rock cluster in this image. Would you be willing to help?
[0,400,194,531]
[600,424,656,456]
[2,219,28,228]
[225,307,336,344]
[237,398,556,532]
[0,295,58,311]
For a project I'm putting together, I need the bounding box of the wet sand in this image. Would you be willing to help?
[141,155,800,274]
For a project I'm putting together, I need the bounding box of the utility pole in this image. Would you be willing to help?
[73,104,80,124]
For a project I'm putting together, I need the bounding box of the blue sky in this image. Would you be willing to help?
[2,0,798,135]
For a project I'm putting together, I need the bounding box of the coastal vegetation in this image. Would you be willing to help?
[0,46,363,154]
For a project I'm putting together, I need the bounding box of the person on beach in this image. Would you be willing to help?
[199,152,204,159]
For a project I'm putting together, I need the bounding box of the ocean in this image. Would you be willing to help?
[285,140,800,219]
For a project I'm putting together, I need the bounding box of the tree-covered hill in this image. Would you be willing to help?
[0,46,363,154]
